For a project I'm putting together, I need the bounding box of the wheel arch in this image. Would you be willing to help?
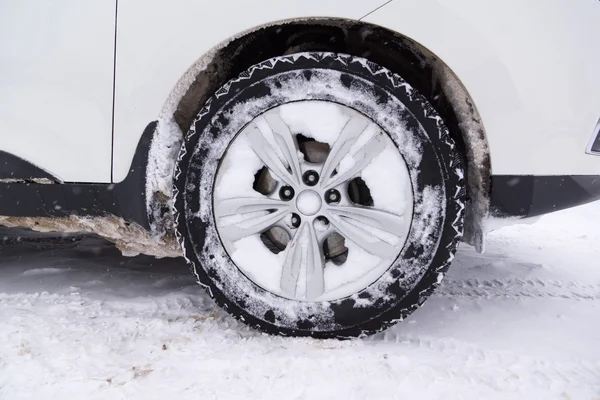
[148,18,491,250]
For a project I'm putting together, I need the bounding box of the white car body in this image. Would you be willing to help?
[1,0,599,250]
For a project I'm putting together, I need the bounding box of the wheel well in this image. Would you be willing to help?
[169,18,491,250]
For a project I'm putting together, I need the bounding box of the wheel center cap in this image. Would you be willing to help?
[296,190,322,216]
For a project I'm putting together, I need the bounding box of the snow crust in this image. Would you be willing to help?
[361,145,412,215]
[0,215,180,258]
[485,215,541,233]
[1,201,599,399]
[214,133,263,201]
[278,101,350,146]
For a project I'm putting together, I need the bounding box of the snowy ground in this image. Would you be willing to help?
[1,202,599,400]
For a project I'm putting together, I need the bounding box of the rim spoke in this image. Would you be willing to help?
[326,208,403,259]
[305,223,325,299]
[322,135,386,190]
[328,206,407,236]
[280,223,325,299]
[216,197,290,242]
[263,111,303,184]
[280,224,304,298]
[247,120,299,188]
[320,117,369,188]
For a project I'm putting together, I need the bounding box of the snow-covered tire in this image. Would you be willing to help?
[173,52,465,338]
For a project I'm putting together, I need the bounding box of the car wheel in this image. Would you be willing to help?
[173,52,465,338]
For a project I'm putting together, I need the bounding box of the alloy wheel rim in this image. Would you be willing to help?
[213,101,414,301]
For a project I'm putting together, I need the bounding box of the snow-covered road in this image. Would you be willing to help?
[1,202,599,400]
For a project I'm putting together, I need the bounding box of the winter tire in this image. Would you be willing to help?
[173,52,466,338]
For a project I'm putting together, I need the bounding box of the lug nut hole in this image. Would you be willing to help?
[303,170,319,186]
[290,213,301,228]
[279,186,295,201]
[325,189,341,204]
[314,216,330,232]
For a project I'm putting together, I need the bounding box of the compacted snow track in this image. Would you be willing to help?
[1,202,599,399]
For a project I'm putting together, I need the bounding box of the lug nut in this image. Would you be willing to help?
[325,189,341,204]
[290,213,301,228]
[303,170,319,186]
[279,186,295,201]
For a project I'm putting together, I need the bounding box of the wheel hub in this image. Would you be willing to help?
[296,190,321,216]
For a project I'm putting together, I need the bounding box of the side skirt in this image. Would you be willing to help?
[490,175,600,218]
[0,122,157,230]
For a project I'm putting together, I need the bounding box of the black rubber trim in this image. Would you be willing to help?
[490,175,600,218]
[0,121,156,229]
[0,151,59,181]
